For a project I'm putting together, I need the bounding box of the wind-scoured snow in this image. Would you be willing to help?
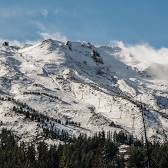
[0,39,168,143]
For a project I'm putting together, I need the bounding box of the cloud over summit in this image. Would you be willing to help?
[111,41,168,79]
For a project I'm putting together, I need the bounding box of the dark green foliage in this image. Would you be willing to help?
[0,128,168,168]
[0,95,167,168]
[13,105,72,142]
[0,129,123,168]
[127,142,168,168]
[57,132,122,168]
[127,146,146,168]
[113,130,140,146]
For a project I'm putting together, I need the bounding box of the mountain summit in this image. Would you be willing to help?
[0,39,168,143]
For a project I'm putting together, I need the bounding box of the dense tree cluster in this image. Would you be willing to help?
[127,142,168,168]
[0,129,124,168]
[0,127,168,167]
[13,105,73,142]
[23,91,70,105]
[0,95,168,167]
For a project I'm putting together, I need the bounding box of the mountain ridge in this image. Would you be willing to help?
[0,39,168,144]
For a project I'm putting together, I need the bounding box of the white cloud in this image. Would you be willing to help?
[116,41,168,65]
[0,37,39,47]
[0,38,23,46]
[110,41,168,79]
[39,32,68,42]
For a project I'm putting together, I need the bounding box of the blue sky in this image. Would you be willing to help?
[0,0,168,47]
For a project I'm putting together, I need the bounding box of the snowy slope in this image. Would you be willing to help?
[0,39,168,143]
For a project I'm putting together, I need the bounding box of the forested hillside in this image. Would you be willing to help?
[0,128,168,168]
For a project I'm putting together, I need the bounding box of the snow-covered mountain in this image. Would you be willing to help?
[0,39,168,144]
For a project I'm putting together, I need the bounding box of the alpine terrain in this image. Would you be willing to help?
[0,39,168,144]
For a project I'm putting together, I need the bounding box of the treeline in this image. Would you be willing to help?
[0,129,124,168]
[13,105,74,142]
[23,91,70,105]
[13,101,142,145]
[127,141,168,168]
[1,95,168,167]
[0,128,168,167]
[0,95,80,142]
